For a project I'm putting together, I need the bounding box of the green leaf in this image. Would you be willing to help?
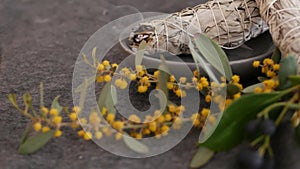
[200,93,281,152]
[190,147,215,168]
[271,47,281,64]
[157,55,169,113]
[155,89,168,114]
[227,84,240,96]
[20,125,31,144]
[8,94,19,109]
[82,53,93,67]
[75,76,96,93]
[123,135,149,154]
[110,85,118,106]
[98,82,116,114]
[92,47,97,67]
[189,40,218,82]
[39,82,44,107]
[288,75,300,86]
[194,34,232,81]
[257,76,268,82]
[51,96,63,114]
[135,40,147,66]
[278,55,298,89]
[19,130,54,155]
[23,93,32,107]
[243,83,264,93]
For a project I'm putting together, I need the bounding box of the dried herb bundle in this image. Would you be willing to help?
[256,0,300,68]
[130,0,268,55]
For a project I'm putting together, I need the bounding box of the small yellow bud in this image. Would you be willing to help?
[72,106,81,113]
[190,113,198,121]
[153,71,160,78]
[102,60,110,66]
[233,93,241,99]
[111,63,118,69]
[173,117,182,129]
[50,108,58,116]
[112,121,124,131]
[165,114,172,121]
[97,76,104,83]
[225,99,232,107]
[135,133,143,140]
[254,87,263,93]
[102,127,112,136]
[197,83,203,91]
[42,126,51,133]
[128,114,141,123]
[208,115,216,124]
[114,79,123,87]
[232,75,240,83]
[263,58,274,65]
[104,75,112,82]
[252,61,260,68]
[167,82,174,90]
[95,131,103,139]
[168,105,176,113]
[115,132,123,140]
[205,95,211,102]
[33,122,42,132]
[149,122,157,132]
[143,129,151,135]
[137,85,148,93]
[83,131,92,140]
[157,115,165,123]
[119,80,128,90]
[97,64,105,71]
[179,77,187,83]
[273,64,280,71]
[52,116,62,124]
[169,75,176,82]
[193,70,199,77]
[77,130,85,137]
[136,65,143,72]
[161,125,169,133]
[79,118,87,125]
[176,105,185,114]
[41,106,49,115]
[69,113,77,121]
[129,74,137,81]
[140,76,149,83]
[201,108,210,117]
[101,107,107,115]
[106,113,115,123]
[54,130,62,137]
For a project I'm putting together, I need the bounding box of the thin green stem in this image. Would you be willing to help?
[275,93,299,125]
[250,135,264,147]
[258,102,300,119]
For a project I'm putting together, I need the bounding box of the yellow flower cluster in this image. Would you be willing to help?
[253,58,280,78]
[96,60,119,83]
[32,106,81,138]
[190,108,211,128]
[252,58,280,93]
[86,58,248,141]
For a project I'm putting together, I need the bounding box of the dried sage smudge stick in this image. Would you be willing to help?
[256,0,300,64]
[130,0,268,55]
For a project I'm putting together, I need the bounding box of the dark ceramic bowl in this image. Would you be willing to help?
[120,31,275,80]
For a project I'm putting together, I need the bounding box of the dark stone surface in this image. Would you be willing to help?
[0,0,300,169]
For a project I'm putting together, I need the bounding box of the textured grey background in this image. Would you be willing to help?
[0,0,299,169]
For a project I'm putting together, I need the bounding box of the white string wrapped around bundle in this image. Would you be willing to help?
[130,0,268,55]
[255,0,300,66]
